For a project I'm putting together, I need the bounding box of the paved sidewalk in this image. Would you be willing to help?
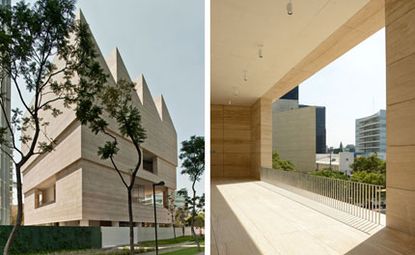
[140,241,204,255]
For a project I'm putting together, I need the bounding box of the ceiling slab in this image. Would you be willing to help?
[211,0,383,105]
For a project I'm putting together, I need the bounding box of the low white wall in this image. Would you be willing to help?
[101,226,203,248]
[102,227,132,248]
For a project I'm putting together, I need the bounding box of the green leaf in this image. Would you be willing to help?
[97,141,119,159]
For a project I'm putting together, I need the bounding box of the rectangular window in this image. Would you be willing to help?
[143,159,154,173]
[35,184,56,208]
[136,184,167,208]
[143,149,157,173]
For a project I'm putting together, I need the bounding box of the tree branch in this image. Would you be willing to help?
[39,65,68,92]
[0,96,24,158]
[18,113,41,169]
[100,128,130,189]
[38,95,66,110]
[129,138,142,188]
[10,75,34,117]
[110,155,129,189]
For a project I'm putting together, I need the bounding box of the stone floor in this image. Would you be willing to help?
[211,179,415,255]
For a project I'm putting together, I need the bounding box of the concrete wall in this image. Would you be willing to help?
[339,152,354,175]
[101,226,201,248]
[81,160,170,224]
[211,105,252,178]
[385,0,415,236]
[273,106,316,172]
[211,105,224,177]
[211,98,272,179]
[25,166,83,225]
[250,97,272,179]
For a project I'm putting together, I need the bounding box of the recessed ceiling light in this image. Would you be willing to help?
[287,0,293,15]
[258,44,263,58]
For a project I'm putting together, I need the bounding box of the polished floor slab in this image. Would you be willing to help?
[211,179,415,255]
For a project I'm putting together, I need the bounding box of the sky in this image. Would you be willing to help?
[299,28,386,149]
[10,0,205,195]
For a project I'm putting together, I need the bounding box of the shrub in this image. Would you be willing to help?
[310,169,349,180]
[0,226,101,254]
[272,152,294,171]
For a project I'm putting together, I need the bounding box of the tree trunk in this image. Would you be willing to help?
[3,165,23,255]
[128,188,134,255]
[171,212,176,239]
[191,182,200,251]
[191,222,200,251]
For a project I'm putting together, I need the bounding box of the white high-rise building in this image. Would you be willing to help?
[355,110,386,160]
[0,0,12,225]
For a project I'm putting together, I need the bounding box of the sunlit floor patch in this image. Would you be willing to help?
[211,178,383,255]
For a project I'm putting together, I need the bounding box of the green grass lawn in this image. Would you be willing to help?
[161,247,203,255]
[25,236,205,255]
[25,247,153,255]
[140,235,204,247]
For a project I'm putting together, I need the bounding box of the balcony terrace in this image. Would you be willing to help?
[211,178,414,255]
[212,1,415,254]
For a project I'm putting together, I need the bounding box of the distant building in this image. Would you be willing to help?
[316,154,339,171]
[316,152,354,175]
[272,87,326,172]
[355,110,386,159]
[0,0,12,226]
[344,144,355,152]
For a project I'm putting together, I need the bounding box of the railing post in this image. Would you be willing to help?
[354,183,357,216]
[262,169,383,226]
[359,182,362,219]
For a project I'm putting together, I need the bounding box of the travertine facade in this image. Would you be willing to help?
[272,88,326,172]
[385,0,415,236]
[22,12,177,226]
[273,106,317,172]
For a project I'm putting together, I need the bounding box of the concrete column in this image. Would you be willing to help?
[79,220,90,226]
[385,0,415,236]
[250,97,272,179]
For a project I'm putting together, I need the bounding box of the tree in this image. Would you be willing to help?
[187,212,204,237]
[311,168,349,180]
[77,78,146,255]
[175,205,189,236]
[195,194,205,237]
[350,154,386,186]
[193,212,204,230]
[350,154,386,173]
[345,144,355,152]
[351,171,385,186]
[272,151,294,171]
[177,188,204,238]
[197,193,205,213]
[0,1,105,254]
[178,135,204,251]
[167,192,176,239]
[339,142,343,152]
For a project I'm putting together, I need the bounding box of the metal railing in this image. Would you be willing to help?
[261,168,385,226]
